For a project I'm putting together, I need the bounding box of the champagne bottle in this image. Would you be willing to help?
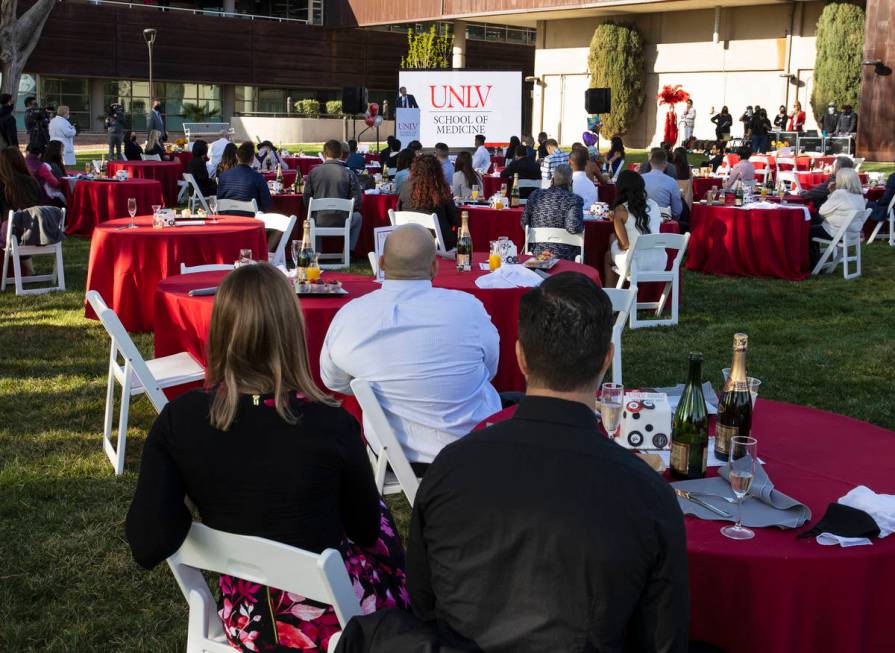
[670,353,709,479]
[297,220,315,275]
[456,211,472,272]
[734,180,744,207]
[296,168,304,194]
[381,161,389,181]
[275,162,283,184]
[510,173,520,207]
[714,333,753,460]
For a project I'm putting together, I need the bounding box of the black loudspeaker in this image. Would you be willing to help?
[341,86,368,114]
[585,88,611,114]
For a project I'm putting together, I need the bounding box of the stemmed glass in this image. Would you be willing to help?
[208,196,218,223]
[721,436,758,541]
[127,198,137,229]
[600,382,624,439]
[291,239,302,272]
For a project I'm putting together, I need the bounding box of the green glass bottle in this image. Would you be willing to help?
[456,210,473,272]
[670,353,709,479]
[714,333,753,459]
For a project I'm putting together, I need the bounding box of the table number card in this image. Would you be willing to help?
[373,226,396,283]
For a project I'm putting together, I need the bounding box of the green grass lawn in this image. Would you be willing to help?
[2,194,895,650]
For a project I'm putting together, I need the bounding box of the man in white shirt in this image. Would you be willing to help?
[435,142,454,184]
[682,99,696,143]
[207,131,231,176]
[321,224,502,465]
[472,134,491,173]
[569,148,598,208]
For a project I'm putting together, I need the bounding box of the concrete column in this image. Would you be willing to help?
[89,78,105,133]
[452,21,466,69]
[223,0,235,14]
[221,84,235,122]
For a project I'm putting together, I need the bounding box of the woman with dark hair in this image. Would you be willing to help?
[43,140,67,180]
[672,146,692,207]
[773,105,788,131]
[605,136,626,177]
[605,170,665,285]
[450,150,482,200]
[124,131,143,160]
[214,142,238,178]
[397,153,459,250]
[23,142,60,205]
[393,147,415,193]
[125,263,408,653]
[0,147,46,276]
[504,135,521,160]
[710,106,732,141]
[185,139,217,198]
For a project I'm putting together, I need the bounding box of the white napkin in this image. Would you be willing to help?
[817,486,895,547]
[364,188,381,195]
[175,220,206,226]
[475,264,544,289]
[747,201,781,210]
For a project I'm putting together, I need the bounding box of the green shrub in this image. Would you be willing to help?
[293,99,320,117]
[587,23,645,136]
[401,25,452,69]
[810,2,865,123]
[325,100,343,116]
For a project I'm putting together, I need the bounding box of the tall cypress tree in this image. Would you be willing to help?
[810,2,865,123]
[587,23,645,136]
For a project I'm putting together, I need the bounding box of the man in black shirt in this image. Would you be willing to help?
[499,146,541,199]
[407,272,689,653]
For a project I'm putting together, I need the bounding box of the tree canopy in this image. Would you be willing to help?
[587,22,645,136]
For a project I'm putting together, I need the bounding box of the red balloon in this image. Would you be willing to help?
[365,115,376,127]
[369,103,379,116]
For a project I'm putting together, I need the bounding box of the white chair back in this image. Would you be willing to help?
[1,208,66,295]
[514,178,541,205]
[611,159,625,183]
[811,208,869,280]
[852,157,864,172]
[600,287,637,385]
[182,173,210,213]
[349,378,420,506]
[167,523,361,653]
[307,198,355,269]
[215,198,259,215]
[615,232,690,329]
[141,153,162,161]
[387,209,447,254]
[866,193,895,246]
[255,212,298,266]
[776,171,801,193]
[523,227,585,263]
[179,263,234,275]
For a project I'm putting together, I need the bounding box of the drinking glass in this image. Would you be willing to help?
[238,249,253,267]
[291,240,302,271]
[471,184,480,201]
[600,382,624,439]
[127,198,137,229]
[721,436,758,540]
[488,241,502,271]
[500,182,508,196]
[306,254,321,281]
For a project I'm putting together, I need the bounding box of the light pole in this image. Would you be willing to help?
[143,28,157,109]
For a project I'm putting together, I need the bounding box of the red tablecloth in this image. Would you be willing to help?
[65,178,165,236]
[482,175,507,198]
[597,182,616,206]
[173,151,193,168]
[475,399,895,653]
[283,156,323,176]
[865,186,885,202]
[692,177,723,202]
[262,170,298,189]
[796,172,829,190]
[154,254,600,394]
[107,161,183,207]
[687,204,810,280]
[85,215,268,332]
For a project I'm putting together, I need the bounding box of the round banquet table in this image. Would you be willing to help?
[64,178,165,236]
[106,160,183,207]
[482,175,508,198]
[686,203,810,280]
[262,170,298,189]
[692,176,723,202]
[283,156,323,176]
[474,399,895,653]
[85,215,268,332]
[153,254,600,395]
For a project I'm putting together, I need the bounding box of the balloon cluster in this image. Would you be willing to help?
[364,103,383,128]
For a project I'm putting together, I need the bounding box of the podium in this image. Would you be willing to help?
[396,108,420,144]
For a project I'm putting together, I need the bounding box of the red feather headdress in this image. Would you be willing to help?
[657,84,690,106]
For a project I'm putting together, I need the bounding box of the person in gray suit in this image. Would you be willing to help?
[147,98,166,142]
[303,139,363,250]
[105,104,126,160]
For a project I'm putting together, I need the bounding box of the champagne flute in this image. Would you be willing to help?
[600,382,624,439]
[291,239,301,271]
[208,196,218,223]
[127,197,137,229]
[721,436,758,541]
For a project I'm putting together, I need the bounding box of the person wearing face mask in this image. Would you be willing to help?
[739,106,753,140]
[835,105,857,136]
[821,103,839,137]
[147,98,167,142]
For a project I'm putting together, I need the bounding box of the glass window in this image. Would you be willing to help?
[104,78,221,132]
[40,76,90,132]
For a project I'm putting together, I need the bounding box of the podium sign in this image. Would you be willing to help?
[396,108,420,145]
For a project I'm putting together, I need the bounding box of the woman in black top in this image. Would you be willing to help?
[711,106,733,141]
[397,153,459,250]
[773,105,788,130]
[143,129,169,160]
[185,139,217,197]
[125,264,408,652]
[123,131,143,160]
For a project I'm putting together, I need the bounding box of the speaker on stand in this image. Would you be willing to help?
[342,87,369,140]
[585,88,611,155]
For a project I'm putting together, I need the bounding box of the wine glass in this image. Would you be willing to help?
[600,382,624,439]
[471,184,480,202]
[127,197,137,229]
[721,436,758,541]
[291,240,302,271]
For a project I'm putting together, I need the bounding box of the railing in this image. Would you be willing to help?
[84,0,323,25]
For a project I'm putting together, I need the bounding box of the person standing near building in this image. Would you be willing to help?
[821,103,839,137]
[147,98,167,142]
[788,100,806,133]
[711,106,732,141]
[0,93,18,149]
[24,96,49,149]
[835,105,857,136]
[105,103,125,161]
[48,105,77,167]
[739,106,753,140]
[471,134,491,174]
[681,99,696,144]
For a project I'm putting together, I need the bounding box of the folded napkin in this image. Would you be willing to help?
[673,459,811,529]
[746,201,780,210]
[364,189,380,195]
[474,264,543,289]
[804,486,895,547]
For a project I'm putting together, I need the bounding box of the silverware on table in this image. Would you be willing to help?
[675,488,733,518]
[688,491,738,504]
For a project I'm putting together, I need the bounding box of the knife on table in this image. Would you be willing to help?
[675,488,733,518]
[188,287,218,297]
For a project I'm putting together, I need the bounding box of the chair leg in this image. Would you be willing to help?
[11,247,23,295]
[1,249,8,292]
[54,245,65,291]
[113,366,133,476]
[655,281,672,317]
[867,221,883,244]
[671,276,680,325]
[102,347,119,472]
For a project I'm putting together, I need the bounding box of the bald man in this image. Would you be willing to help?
[320,224,501,469]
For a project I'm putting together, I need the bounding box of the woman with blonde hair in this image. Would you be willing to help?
[143,128,168,160]
[126,264,408,651]
[810,167,866,266]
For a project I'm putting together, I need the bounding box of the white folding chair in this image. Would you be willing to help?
[600,287,637,385]
[368,251,380,277]
[611,159,625,183]
[2,208,66,295]
[167,522,359,653]
[614,232,690,329]
[515,178,542,205]
[307,197,354,269]
[866,194,895,246]
[182,173,211,213]
[255,212,298,267]
[86,290,205,475]
[215,198,259,216]
[776,171,802,193]
[387,209,447,254]
[523,226,585,263]
[179,262,234,275]
[852,157,864,172]
[812,209,869,280]
[776,156,796,171]
[141,153,162,161]
[349,378,421,506]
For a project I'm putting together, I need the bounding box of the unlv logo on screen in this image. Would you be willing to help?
[429,85,494,109]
